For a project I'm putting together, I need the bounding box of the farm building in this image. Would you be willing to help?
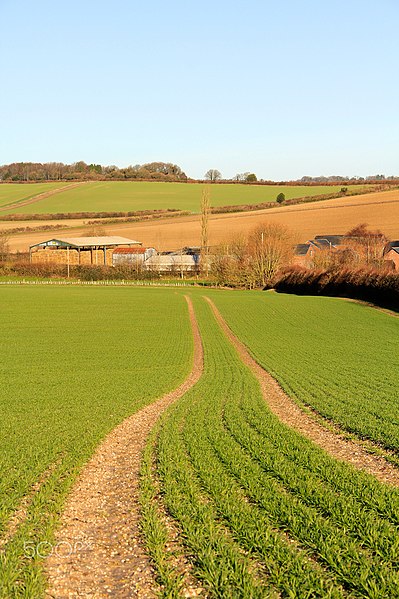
[384,247,399,270]
[294,235,346,267]
[30,236,142,266]
[112,247,156,266]
[144,254,199,273]
[383,241,399,255]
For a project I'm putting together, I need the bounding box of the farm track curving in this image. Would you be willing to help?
[205,296,399,488]
[45,295,203,599]
[0,182,87,213]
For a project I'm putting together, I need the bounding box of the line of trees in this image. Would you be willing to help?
[3,162,398,185]
[0,162,188,182]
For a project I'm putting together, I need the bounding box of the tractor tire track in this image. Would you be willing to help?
[0,182,86,213]
[205,297,399,488]
[45,295,203,598]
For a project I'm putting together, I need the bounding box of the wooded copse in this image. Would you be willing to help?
[0,161,188,182]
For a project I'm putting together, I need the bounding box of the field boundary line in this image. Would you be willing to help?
[0,279,204,287]
[45,295,204,598]
[204,296,399,488]
[0,182,87,213]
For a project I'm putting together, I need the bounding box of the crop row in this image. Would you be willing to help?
[142,295,399,597]
[209,290,399,451]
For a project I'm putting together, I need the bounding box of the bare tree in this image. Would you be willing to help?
[247,222,295,287]
[200,186,211,275]
[344,223,387,267]
[233,172,250,182]
[0,230,10,262]
[205,169,222,182]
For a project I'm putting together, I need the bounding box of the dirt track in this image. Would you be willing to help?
[5,188,399,253]
[206,297,399,488]
[45,296,203,599]
[0,182,86,213]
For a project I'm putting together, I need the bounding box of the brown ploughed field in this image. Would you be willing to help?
[5,188,399,252]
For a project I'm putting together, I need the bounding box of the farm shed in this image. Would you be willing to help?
[112,247,156,266]
[144,254,199,273]
[30,236,142,266]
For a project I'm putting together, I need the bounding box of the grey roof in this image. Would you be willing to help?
[387,247,399,255]
[314,235,344,246]
[313,239,332,250]
[31,236,141,249]
[295,243,311,256]
[383,241,399,254]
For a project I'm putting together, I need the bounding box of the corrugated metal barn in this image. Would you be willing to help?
[30,236,142,266]
[112,247,156,266]
[144,254,199,273]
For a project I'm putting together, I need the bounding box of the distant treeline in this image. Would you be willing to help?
[1,161,399,184]
[299,175,398,183]
[0,161,188,182]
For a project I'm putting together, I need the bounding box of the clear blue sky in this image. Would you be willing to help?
[1,0,398,179]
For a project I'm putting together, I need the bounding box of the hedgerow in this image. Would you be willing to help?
[275,266,399,311]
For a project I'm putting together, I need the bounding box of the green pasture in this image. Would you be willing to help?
[0,286,193,597]
[0,183,68,210]
[211,290,399,451]
[0,182,368,215]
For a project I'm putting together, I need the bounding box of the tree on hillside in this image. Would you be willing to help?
[276,192,285,204]
[205,169,222,182]
[233,172,250,181]
[246,173,257,182]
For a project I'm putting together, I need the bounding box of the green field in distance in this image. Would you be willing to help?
[0,181,369,214]
[0,183,68,209]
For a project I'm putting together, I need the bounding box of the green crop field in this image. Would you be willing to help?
[140,295,399,597]
[2,285,399,597]
[0,183,68,210]
[0,286,193,597]
[0,181,369,214]
[211,290,399,451]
